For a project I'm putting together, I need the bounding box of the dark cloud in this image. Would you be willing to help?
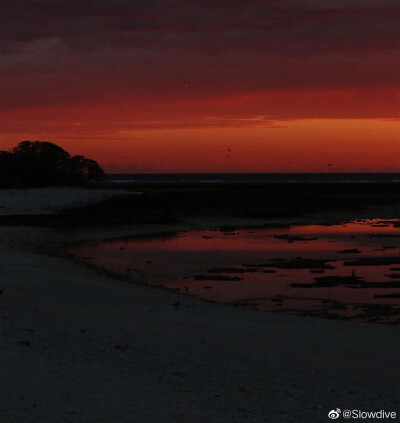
[2,0,397,42]
[1,0,398,119]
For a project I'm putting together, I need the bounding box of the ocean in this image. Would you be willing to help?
[107,173,400,184]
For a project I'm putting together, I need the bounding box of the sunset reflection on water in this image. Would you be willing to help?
[70,219,399,323]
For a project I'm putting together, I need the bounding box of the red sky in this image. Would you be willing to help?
[1,0,399,172]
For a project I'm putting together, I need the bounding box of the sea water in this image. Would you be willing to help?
[69,219,400,323]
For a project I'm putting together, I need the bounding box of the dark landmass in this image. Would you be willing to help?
[228,296,399,324]
[369,234,400,238]
[0,141,104,188]
[1,180,399,227]
[374,293,400,299]
[348,281,400,288]
[343,257,400,266]
[208,267,258,273]
[291,275,365,288]
[193,274,243,281]
[273,234,318,241]
[242,258,336,269]
[292,277,400,289]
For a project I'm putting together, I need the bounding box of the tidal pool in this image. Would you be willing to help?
[69,219,400,323]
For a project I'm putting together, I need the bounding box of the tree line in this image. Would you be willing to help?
[0,141,105,188]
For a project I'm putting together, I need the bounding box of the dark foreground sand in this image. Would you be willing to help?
[1,188,399,423]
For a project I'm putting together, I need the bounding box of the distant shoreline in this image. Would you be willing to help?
[106,172,400,184]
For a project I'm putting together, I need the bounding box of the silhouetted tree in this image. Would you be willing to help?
[0,141,105,188]
[68,155,106,182]
[0,151,20,187]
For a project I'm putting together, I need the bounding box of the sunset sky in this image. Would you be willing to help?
[1,0,399,172]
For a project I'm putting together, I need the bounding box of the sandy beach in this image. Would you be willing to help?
[1,188,399,423]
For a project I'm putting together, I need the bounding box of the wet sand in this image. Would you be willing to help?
[1,187,399,422]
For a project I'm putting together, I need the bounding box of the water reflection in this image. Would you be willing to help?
[69,219,400,324]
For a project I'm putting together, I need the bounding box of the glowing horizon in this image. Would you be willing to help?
[1,1,399,172]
